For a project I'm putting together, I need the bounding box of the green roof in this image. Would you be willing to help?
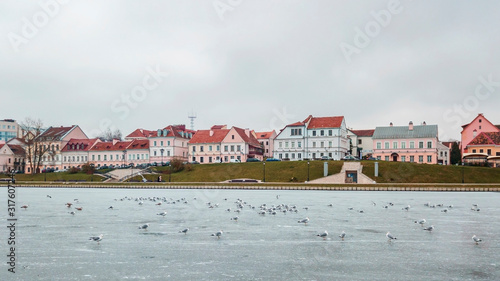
[373,125,438,139]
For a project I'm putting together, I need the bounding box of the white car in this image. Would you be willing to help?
[229,159,241,163]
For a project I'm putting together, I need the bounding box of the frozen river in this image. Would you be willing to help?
[2,187,500,280]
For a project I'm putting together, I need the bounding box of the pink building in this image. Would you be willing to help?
[0,144,25,173]
[372,121,440,164]
[61,138,100,169]
[254,130,276,158]
[88,139,150,167]
[460,113,500,155]
[188,125,263,163]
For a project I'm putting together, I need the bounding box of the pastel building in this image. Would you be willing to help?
[188,125,264,163]
[348,129,375,158]
[463,132,500,167]
[125,125,193,164]
[35,125,88,173]
[372,122,440,164]
[88,139,150,167]
[461,113,500,154]
[61,138,100,169]
[254,130,276,158]
[274,115,348,160]
[0,143,25,173]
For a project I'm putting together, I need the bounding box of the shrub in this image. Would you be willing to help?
[81,163,96,174]
[171,158,185,173]
[68,167,80,174]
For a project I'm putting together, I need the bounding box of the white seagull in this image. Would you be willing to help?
[89,234,103,244]
[179,228,189,234]
[317,230,328,240]
[298,217,310,225]
[339,231,346,241]
[472,235,482,245]
[138,223,150,230]
[415,219,426,227]
[386,232,397,241]
[212,230,223,239]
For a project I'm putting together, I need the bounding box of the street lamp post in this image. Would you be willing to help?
[160,148,164,166]
[307,161,310,182]
[169,161,172,182]
[462,162,465,183]
[263,162,266,183]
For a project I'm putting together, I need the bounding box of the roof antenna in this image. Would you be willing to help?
[188,111,197,131]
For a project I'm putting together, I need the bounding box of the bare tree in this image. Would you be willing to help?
[20,118,56,174]
[95,128,122,141]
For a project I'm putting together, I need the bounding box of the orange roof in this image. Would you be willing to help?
[127,125,193,139]
[255,131,275,139]
[189,129,229,144]
[306,116,344,129]
[126,129,155,139]
[233,127,261,147]
[38,126,75,140]
[350,129,375,137]
[128,139,149,150]
[90,139,148,152]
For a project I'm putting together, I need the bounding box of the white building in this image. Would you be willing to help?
[273,115,348,160]
[348,129,375,158]
[437,142,451,165]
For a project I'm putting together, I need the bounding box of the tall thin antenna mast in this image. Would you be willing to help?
[188,111,197,131]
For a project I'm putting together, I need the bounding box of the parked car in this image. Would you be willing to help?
[266,158,281,162]
[188,161,200,165]
[229,159,241,163]
[246,158,261,162]
[342,155,359,161]
[320,156,333,160]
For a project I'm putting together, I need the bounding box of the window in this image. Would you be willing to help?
[154,151,157,156]
[291,153,295,159]
[440,152,443,157]
[224,156,228,162]
[385,142,389,149]
[385,156,389,161]
[291,128,302,136]
[312,131,316,137]
[419,142,424,149]
[298,153,301,159]
[376,156,381,160]
[320,142,324,148]
[472,149,476,153]
[192,146,196,152]
[216,145,220,151]
[167,151,170,156]
[110,155,113,161]
[329,141,332,147]
[231,135,234,139]
[92,155,95,161]
[291,142,295,148]
[419,156,423,163]
[479,149,483,153]
[427,141,432,149]
[278,154,282,159]
[320,130,324,136]
[410,156,414,162]
[200,146,204,152]
[401,142,406,149]
[168,141,171,146]
[377,142,381,149]
[224,146,228,152]
[230,145,235,152]
[208,145,212,151]
[312,142,316,148]
[401,156,406,162]
[160,141,164,146]
[209,157,212,163]
[154,141,157,146]
[98,155,101,161]
[410,142,415,149]
[328,130,332,136]
[427,156,432,163]
[358,139,362,145]
[279,142,282,148]
[298,141,302,148]
[285,142,289,148]
[487,149,492,155]
[312,153,316,159]
[200,157,204,163]
[237,145,241,152]
[393,142,397,149]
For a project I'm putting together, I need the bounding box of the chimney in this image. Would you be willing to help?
[209,130,214,137]
[245,128,250,137]
[390,122,393,127]
[423,121,426,126]
[409,121,414,131]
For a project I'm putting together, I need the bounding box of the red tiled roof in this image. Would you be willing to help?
[287,121,305,127]
[350,129,375,137]
[255,131,275,139]
[61,138,100,152]
[128,139,149,150]
[233,127,261,147]
[306,116,344,129]
[467,132,500,146]
[38,126,75,140]
[189,129,229,144]
[126,129,155,139]
[91,140,132,152]
[8,145,25,156]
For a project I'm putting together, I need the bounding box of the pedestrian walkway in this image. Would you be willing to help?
[308,162,376,184]
[106,168,144,182]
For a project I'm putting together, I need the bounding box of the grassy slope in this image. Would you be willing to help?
[6,161,500,183]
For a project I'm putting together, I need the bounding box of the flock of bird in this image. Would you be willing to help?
[32,193,486,246]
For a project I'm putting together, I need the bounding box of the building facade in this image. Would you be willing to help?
[0,144,25,173]
[0,119,20,142]
[463,132,500,167]
[61,138,100,169]
[461,113,500,154]
[348,129,375,158]
[273,115,348,161]
[372,122,440,164]
[188,125,230,163]
[254,130,276,158]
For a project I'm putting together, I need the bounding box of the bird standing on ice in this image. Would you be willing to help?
[212,230,223,239]
[298,217,310,225]
[317,230,328,240]
[339,231,346,241]
[138,224,150,230]
[386,232,397,241]
[89,234,103,244]
[472,235,482,245]
[179,228,189,234]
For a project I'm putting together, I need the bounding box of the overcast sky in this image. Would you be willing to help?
[1,0,499,141]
